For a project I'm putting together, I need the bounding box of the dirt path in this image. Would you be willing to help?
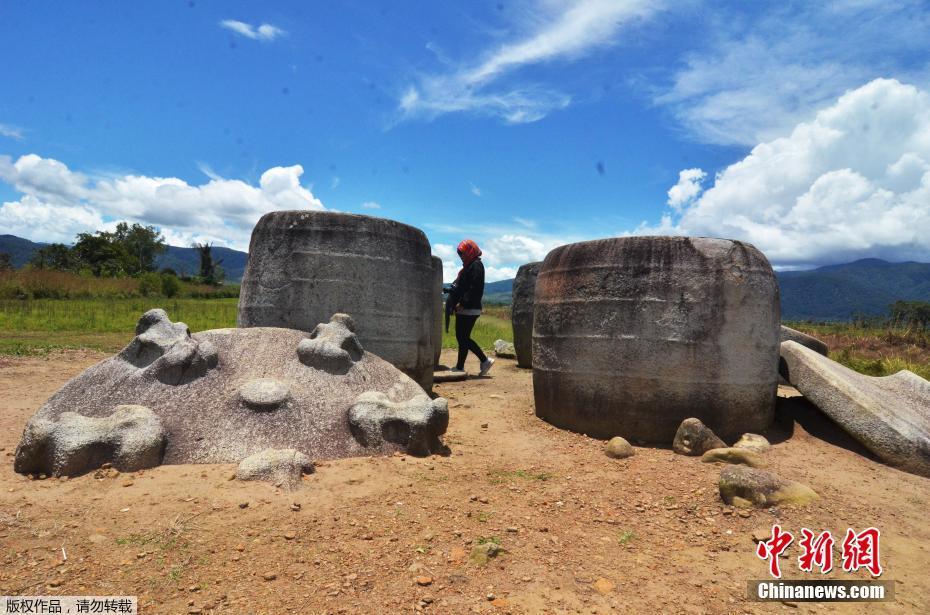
[1,350,928,614]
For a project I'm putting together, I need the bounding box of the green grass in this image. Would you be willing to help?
[0,298,239,332]
[785,320,930,380]
[0,298,238,355]
[441,306,512,350]
[617,530,636,545]
[830,349,930,380]
[0,297,514,355]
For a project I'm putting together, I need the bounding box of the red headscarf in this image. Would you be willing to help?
[457,239,482,269]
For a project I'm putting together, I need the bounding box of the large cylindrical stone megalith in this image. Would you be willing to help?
[512,261,541,368]
[238,211,435,391]
[431,256,443,367]
[532,236,780,443]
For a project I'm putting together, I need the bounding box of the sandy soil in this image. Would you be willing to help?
[1,350,928,614]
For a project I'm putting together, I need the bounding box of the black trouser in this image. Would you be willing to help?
[455,314,487,369]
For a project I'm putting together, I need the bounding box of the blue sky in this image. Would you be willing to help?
[2,0,930,280]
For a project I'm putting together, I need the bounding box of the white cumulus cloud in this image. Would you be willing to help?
[361,201,381,210]
[0,154,324,249]
[666,168,706,210]
[638,78,930,268]
[220,19,285,42]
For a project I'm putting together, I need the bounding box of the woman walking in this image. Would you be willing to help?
[447,239,494,376]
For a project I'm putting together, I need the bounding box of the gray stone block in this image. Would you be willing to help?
[237,211,436,391]
[431,256,444,367]
[511,262,540,368]
[780,325,828,356]
[780,340,930,477]
[533,237,780,442]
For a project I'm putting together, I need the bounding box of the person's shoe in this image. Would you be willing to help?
[479,358,495,376]
[449,367,466,374]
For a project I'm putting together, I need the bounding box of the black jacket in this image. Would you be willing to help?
[449,258,485,311]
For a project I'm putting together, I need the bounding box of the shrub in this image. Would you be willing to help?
[138,272,162,297]
[161,274,180,298]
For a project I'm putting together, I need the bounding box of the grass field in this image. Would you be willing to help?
[0,299,513,355]
[785,321,930,380]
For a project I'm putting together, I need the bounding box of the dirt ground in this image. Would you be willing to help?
[1,350,928,614]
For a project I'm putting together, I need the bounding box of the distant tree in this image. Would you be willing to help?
[194,242,224,285]
[160,273,180,298]
[0,252,12,271]
[112,222,167,274]
[30,243,77,271]
[73,231,128,277]
[890,300,930,330]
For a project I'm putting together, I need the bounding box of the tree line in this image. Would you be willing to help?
[0,222,225,286]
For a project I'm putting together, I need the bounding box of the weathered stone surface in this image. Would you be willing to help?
[511,262,540,368]
[237,211,436,391]
[431,256,444,367]
[494,340,516,359]
[604,436,634,459]
[733,433,771,453]
[533,237,779,442]
[296,314,364,375]
[14,405,166,477]
[780,325,828,356]
[348,391,449,456]
[236,448,314,489]
[701,447,765,468]
[673,418,727,456]
[118,309,218,385]
[15,311,447,469]
[718,465,818,508]
[239,379,291,411]
[780,340,930,477]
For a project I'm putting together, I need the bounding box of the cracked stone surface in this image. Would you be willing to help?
[15,311,446,469]
[297,314,364,375]
[780,340,930,477]
[236,448,314,489]
[348,391,449,456]
[14,405,166,477]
